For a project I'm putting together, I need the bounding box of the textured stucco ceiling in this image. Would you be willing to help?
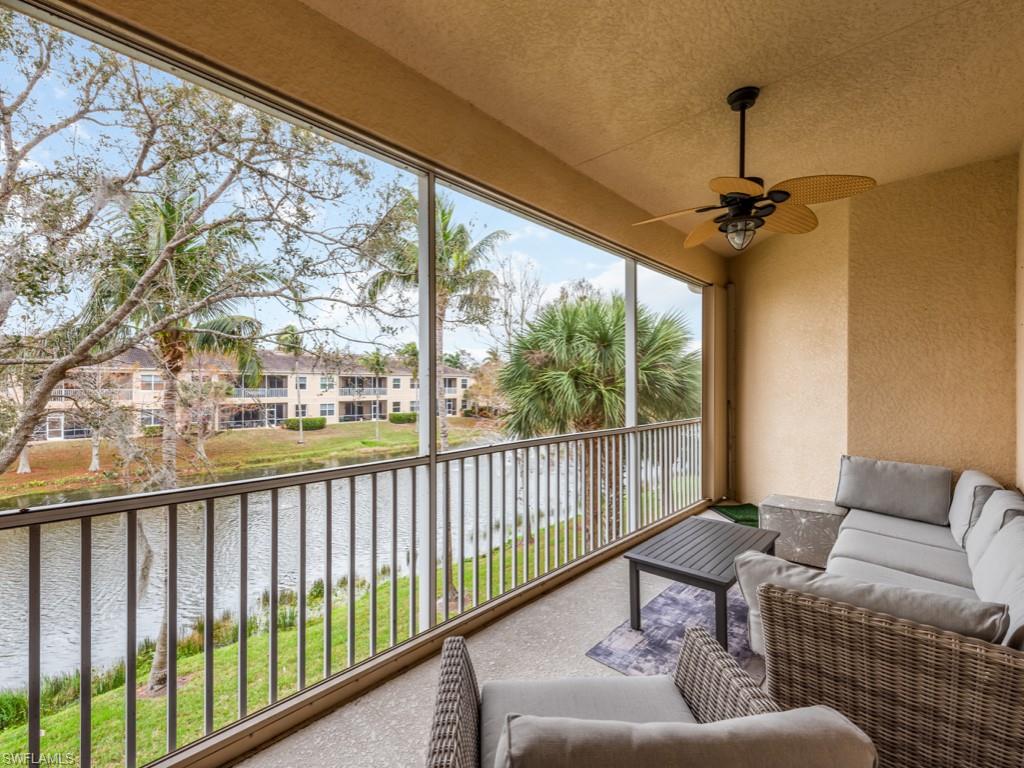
[299,0,1024,254]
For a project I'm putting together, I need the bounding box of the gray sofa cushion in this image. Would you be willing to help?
[948,470,1001,545]
[480,675,693,768]
[829,529,973,588]
[972,518,1024,650]
[965,489,1024,569]
[840,508,962,551]
[736,552,1003,656]
[827,557,978,600]
[834,455,952,525]
[494,707,877,768]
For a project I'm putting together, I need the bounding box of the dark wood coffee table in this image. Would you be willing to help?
[624,516,779,650]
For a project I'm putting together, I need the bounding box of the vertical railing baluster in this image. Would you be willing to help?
[443,461,451,621]
[555,444,562,567]
[588,437,595,552]
[500,452,508,594]
[28,524,40,765]
[238,495,248,717]
[269,490,279,703]
[390,470,398,648]
[81,517,92,768]
[458,458,465,613]
[298,485,307,689]
[570,441,578,560]
[544,446,551,573]
[528,446,536,580]
[167,504,178,750]
[487,453,494,601]
[370,473,378,657]
[409,468,417,638]
[473,455,480,608]
[347,478,356,667]
[511,451,518,589]
[204,500,215,733]
[125,512,137,768]
[324,482,332,676]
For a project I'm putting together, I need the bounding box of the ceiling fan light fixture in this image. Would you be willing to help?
[725,218,758,251]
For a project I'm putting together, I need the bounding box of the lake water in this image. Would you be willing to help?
[0,451,586,688]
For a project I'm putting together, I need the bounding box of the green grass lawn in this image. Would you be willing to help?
[0,516,594,767]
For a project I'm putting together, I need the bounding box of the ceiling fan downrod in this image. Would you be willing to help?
[727,86,760,181]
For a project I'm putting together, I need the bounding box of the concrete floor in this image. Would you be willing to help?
[238,552,681,768]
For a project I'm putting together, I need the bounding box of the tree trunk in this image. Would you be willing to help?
[295,364,304,444]
[160,368,179,489]
[88,433,101,472]
[17,446,30,474]
[148,598,170,692]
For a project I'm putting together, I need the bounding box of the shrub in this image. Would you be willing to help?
[283,416,327,431]
[388,412,416,424]
[141,425,161,437]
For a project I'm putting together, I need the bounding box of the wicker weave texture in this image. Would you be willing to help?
[760,584,1024,768]
[674,626,780,722]
[426,637,480,768]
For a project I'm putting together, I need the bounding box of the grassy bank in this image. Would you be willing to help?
[0,418,496,505]
[0,520,585,767]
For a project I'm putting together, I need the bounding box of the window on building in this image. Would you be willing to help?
[295,404,307,418]
[320,403,335,417]
[392,377,401,389]
[391,401,401,413]
[461,378,468,389]
[320,376,334,391]
[409,400,419,413]
[139,374,164,391]
[139,409,161,426]
[296,375,307,390]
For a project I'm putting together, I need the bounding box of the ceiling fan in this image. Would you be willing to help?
[634,86,876,252]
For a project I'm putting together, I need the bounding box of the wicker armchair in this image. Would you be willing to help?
[426,627,778,768]
[759,583,1024,768]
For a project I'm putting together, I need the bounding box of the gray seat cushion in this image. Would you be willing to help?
[948,469,1001,545]
[972,518,1024,650]
[736,552,1001,656]
[480,675,693,768]
[829,528,973,588]
[840,508,962,551]
[964,489,1024,569]
[828,556,977,600]
[834,455,952,525]
[493,707,877,768]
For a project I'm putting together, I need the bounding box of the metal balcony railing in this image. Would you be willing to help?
[0,418,700,767]
[233,387,289,399]
[49,387,133,401]
[337,387,388,397]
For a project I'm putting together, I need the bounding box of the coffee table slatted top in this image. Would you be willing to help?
[625,516,779,587]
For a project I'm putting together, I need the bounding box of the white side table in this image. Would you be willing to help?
[758,494,848,568]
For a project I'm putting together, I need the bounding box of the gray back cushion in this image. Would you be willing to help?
[736,551,1008,656]
[965,490,1024,570]
[972,518,1024,650]
[494,707,877,768]
[835,455,952,525]
[948,469,1001,545]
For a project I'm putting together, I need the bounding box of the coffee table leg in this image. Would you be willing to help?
[629,563,641,631]
[714,588,728,650]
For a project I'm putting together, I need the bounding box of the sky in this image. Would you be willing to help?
[5,8,703,368]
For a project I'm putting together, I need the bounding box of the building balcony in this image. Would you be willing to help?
[338,387,388,397]
[49,387,133,401]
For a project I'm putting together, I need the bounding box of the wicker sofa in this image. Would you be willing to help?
[426,627,875,767]
[738,455,1024,767]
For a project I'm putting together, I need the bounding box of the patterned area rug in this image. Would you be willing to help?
[586,583,764,682]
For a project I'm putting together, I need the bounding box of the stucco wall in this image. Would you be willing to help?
[728,201,850,504]
[57,0,724,286]
[847,156,1017,485]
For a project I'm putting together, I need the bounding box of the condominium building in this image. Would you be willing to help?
[30,348,474,441]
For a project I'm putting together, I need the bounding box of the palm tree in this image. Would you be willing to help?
[361,349,389,440]
[276,325,305,444]
[86,184,266,692]
[500,294,701,539]
[364,195,506,450]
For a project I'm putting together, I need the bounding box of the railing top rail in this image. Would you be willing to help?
[0,417,700,528]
